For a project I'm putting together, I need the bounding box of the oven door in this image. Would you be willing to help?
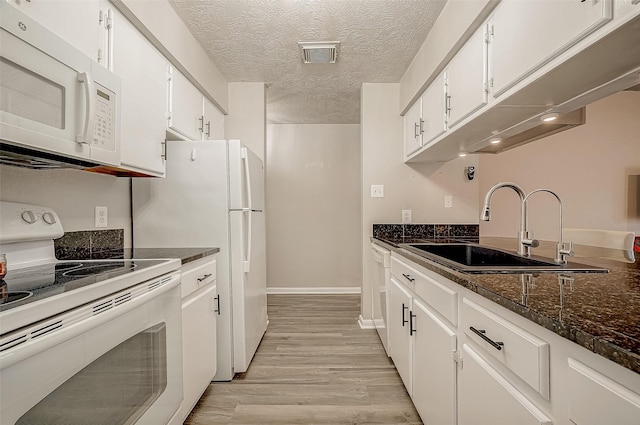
[0,273,182,425]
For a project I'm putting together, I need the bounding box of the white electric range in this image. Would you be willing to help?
[0,201,183,425]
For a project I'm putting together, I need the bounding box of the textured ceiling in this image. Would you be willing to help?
[169,0,447,124]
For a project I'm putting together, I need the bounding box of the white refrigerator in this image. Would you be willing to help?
[133,139,267,381]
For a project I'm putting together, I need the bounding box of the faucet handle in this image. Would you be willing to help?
[557,241,574,264]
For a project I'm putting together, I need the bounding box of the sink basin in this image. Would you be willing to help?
[399,243,608,274]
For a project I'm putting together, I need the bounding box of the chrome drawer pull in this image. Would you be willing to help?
[197,273,212,282]
[470,326,504,351]
[214,294,220,315]
[402,273,415,283]
[409,311,417,336]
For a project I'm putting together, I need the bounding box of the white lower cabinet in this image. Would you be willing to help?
[458,344,552,425]
[180,257,218,421]
[381,248,640,425]
[412,298,457,425]
[567,358,640,425]
[388,276,413,394]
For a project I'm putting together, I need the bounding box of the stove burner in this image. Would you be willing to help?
[0,291,33,307]
[62,263,137,277]
[55,263,84,272]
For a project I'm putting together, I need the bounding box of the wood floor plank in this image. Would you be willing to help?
[184,294,422,425]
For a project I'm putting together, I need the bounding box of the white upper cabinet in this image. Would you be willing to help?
[420,72,447,148]
[489,0,613,100]
[7,0,102,63]
[112,8,167,176]
[403,99,422,157]
[169,69,204,141]
[445,25,488,129]
[203,97,225,140]
[169,70,225,141]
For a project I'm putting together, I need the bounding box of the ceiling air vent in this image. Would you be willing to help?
[298,41,340,64]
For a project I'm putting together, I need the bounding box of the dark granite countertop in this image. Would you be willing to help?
[57,246,219,266]
[373,235,640,375]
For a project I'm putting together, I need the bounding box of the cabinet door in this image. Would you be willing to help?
[388,276,413,395]
[7,0,101,62]
[420,72,447,147]
[403,99,422,157]
[446,25,488,129]
[181,283,217,421]
[169,70,204,140]
[458,344,552,425]
[490,0,612,99]
[203,98,225,140]
[567,358,640,425]
[412,299,457,425]
[112,9,167,176]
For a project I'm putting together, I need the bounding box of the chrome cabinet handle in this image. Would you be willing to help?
[197,273,212,283]
[419,118,424,135]
[402,273,415,283]
[206,121,211,138]
[198,115,204,133]
[402,303,409,327]
[214,294,220,315]
[470,326,504,351]
[414,122,420,138]
[409,311,417,336]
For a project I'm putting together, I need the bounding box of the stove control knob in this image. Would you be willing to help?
[42,212,57,225]
[21,210,37,224]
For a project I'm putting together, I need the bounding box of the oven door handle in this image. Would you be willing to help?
[0,274,180,369]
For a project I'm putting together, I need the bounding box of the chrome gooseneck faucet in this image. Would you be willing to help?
[523,189,574,264]
[480,182,538,257]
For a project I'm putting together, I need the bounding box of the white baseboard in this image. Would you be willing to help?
[267,287,361,295]
[358,315,376,329]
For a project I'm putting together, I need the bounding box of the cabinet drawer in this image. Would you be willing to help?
[181,258,216,298]
[391,256,458,326]
[567,358,640,425]
[462,298,550,399]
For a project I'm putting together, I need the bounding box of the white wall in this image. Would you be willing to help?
[226,83,267,161]
[266,124,361,291]
[361,83,480,320]
[0,166,132,247]
[479,90,640,241]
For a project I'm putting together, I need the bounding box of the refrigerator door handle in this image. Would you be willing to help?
[241,147,253,210]
[243,209,252,273]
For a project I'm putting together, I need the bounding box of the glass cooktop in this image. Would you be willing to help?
[0,260,169,312]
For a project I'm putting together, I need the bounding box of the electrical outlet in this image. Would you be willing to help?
[402,210,412,224]
[444,195,453,208]
[95,206,108,228]
[371,185,384,198]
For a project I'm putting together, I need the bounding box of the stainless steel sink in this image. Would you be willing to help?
[399,243,608,274]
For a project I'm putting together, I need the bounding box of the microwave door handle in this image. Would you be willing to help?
[241,148,252,210]
[76,72,95,144]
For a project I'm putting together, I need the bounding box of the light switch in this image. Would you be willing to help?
[371,185,384,198]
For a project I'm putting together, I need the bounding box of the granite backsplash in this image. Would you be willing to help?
[54,229,124,260]
[373,223,479,241]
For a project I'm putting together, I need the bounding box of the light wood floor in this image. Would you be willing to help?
[184,294,422,425]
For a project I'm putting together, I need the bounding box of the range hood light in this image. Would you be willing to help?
[458,152,467,157]
[489,138,502,144]
[541,112,560,122]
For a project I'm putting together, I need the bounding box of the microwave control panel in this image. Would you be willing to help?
[92,83,116,151]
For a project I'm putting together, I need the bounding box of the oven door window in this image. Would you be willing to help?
[17,323,167,425]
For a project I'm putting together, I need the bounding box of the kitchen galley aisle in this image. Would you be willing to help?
[184,294,421,424]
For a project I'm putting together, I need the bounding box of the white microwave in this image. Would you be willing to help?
[0,3,120,167]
